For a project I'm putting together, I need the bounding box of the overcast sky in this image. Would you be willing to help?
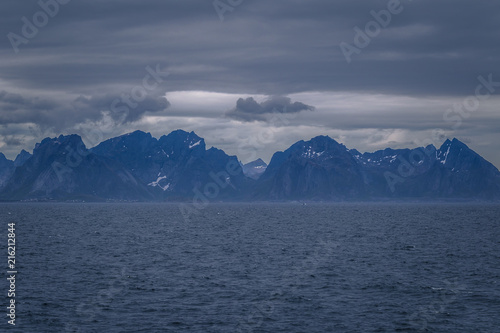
[0,0,499,167]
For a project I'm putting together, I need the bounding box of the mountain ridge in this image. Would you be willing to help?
[0,131,498,201]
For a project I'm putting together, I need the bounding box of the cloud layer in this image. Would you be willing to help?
[226,96,315,122]
[0,89,170,130]
[0,0,498,167]
[2,0,499,96]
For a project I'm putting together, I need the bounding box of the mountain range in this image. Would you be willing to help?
[0,130,499,201]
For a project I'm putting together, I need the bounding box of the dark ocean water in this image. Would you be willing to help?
[1,202,499,333]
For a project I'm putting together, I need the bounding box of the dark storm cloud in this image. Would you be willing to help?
[0,0,498,96]
[226,96,315,122]
[1,135,23,146]
[0,90,62,126]
[0,91,57,111]
[0,0,498,165]
[73,93,170,123]
[0,89,169,129]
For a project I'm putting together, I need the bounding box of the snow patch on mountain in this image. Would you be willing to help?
[148,175,170,191]
[302,146,325,158]
[189,140,201,149]
[440,146,451,164]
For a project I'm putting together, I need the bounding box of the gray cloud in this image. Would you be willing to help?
[0,134,24,146]
[226,96,315,122]
[0,90,170,130]
[73,93,170,123]
[0,0,498,96]
[0,0,499,166]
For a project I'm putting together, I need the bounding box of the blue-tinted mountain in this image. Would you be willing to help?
[351,138,500,198]
[14,149,32,167]
[255,136,366,200]
[91,130,250,199]
[0,135,153,201]
[242,158,267,180]
[0,150,32,190]
[0,132,498,201]
[0,153,14,189]
[255,136,500,200]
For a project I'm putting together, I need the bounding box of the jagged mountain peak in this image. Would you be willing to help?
[86,129,248,199]
[14,149,32,167]
[161,129,200,140]
[1,132,498,201]
[35,134,87,155]
[92,130,157,155]
[121,130,153,140]
[102,130,155,144]
[257,136,500,200]
[17,148,30,155]
[0,153,14,189]
[242,158,268,180]
[159,129,205,152]
[434,138,500,177]
[39,133,84,145]
[441,138,452,147]
[245,158,267,167]
[287,135,347,158]
[0,152,10,162]
[304,135,341,146]
[439,138,469,151]
[425,144,437,152]
[206,146,225,154]
[449,138,473,152]
[437,138,472,164]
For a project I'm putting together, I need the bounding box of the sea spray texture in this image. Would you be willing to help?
[1,202,499,332]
